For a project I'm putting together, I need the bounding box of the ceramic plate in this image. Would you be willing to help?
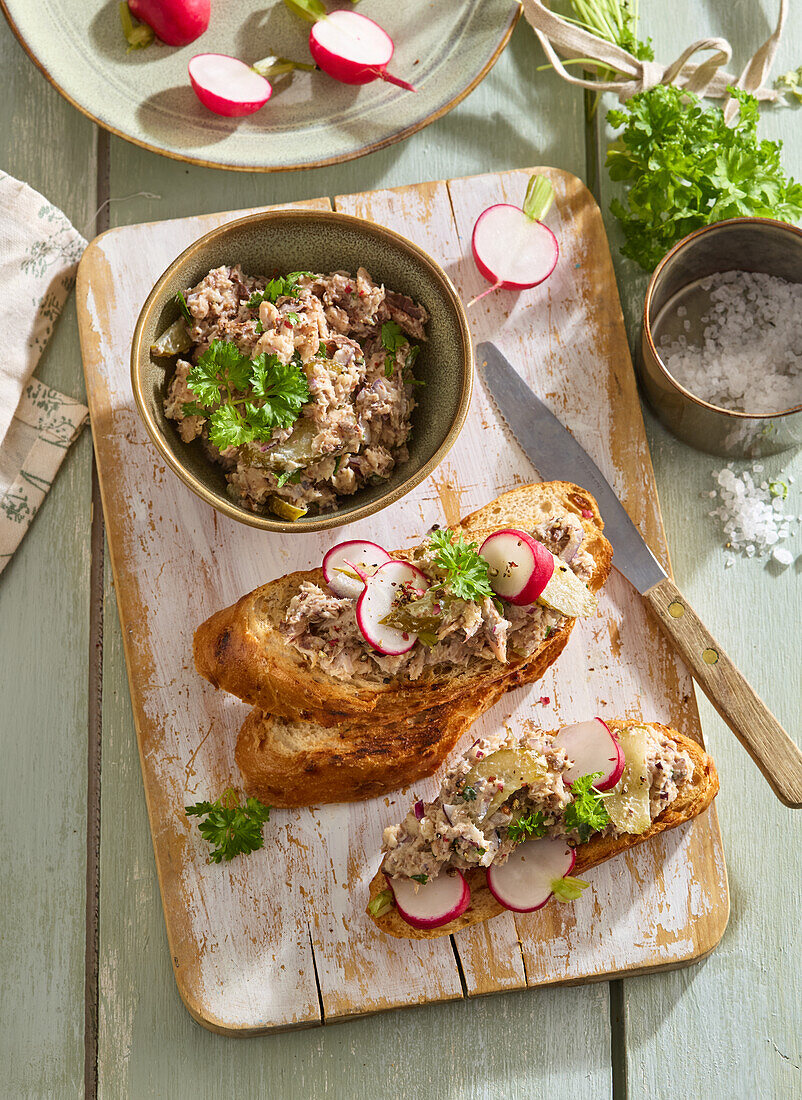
[2,0,520,171]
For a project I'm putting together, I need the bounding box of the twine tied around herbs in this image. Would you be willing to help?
[521,0,788,121]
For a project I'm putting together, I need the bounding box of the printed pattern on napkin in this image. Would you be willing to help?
[0,378,88,574]
[0,171,87,449]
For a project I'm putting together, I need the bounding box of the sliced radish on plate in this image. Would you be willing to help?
[356,560,429,655]
[309,11,416,91]
[129,0,210,46]
[555,718,624,791]
[388,871,470,929]
[486,836,575,912]
[470,175,559,305]
[188,54,273,116]
[479,528,597,618]
[322,540,391,599]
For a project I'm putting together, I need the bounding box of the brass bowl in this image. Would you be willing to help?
[640,217,802,458]
[131,209,473,532]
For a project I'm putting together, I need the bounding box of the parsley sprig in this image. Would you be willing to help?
[427,528,494,602]
[185,788,271,863]
[507,810,548,843]
[564,773,610,842]
[247,271,312,309]
[184,339,309,451]
[381,320,407,376]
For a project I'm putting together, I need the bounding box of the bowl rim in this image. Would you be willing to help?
[642,216,802,422]
[130,208,474,533]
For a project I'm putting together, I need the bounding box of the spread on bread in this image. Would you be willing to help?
[368,719,715,934]
[158,265,426,519]
[280,515,597,683]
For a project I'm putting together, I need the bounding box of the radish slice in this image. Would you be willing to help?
[356,560,429,655]
[479,529,553,605]
[188,54,273,117]
[486,837,575,912]
[309,11,416,91]
[388,871,470,929]
[322,540,391,599]
[469,175,559,305]
[479,528,597,618]
[555,718,624,791]
[129,0,210,46]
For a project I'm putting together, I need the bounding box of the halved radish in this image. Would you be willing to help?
[388,871,470,929]
[188,54,273,116]
[555,718,624,791]
[322,540,391,599]
[129,0,209,46]
[486,837,575,912]
[356,560,429,655]
[309,11,416,91]
[479,528,597,618]
[479,529,553,605]
[469,175,559,305]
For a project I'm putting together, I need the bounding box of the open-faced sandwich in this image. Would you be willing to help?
[194,482,613,803]
[367,717,719,937]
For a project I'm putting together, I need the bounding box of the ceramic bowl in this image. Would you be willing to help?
[640,217,802,458]
[131,209,473,532]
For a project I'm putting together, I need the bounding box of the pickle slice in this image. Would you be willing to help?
[268,496,308,521]
[151,318,191,357]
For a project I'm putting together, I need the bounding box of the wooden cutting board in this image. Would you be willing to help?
[75,168,729,1036]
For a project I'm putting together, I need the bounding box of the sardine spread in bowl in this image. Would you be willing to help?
[131,209,472,534]
[157,264,427,521]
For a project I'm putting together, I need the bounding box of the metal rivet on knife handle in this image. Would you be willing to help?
[644,576,802,809]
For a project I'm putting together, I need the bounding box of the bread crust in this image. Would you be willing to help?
[194,482,613,726]
[366,722,719,939]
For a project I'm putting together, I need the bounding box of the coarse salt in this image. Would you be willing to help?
[708,465,798,562]
[660,270,802,414]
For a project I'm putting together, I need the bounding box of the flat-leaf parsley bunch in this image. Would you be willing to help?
[184,338,310,450]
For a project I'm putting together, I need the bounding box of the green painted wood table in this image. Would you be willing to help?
[1,3,800,1097]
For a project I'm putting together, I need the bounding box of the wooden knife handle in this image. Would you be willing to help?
[644,576,802,808]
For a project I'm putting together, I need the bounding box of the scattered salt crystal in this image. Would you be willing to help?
[660,271,802,414]
[708,465,799,562]
[772,547,794,566]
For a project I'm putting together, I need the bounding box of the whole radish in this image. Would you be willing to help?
[309,10,416,92]
[128,0,210,46]
[469,175,559,305]
[188,54,273,116]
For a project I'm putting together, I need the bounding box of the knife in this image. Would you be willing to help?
[478,340,802,808]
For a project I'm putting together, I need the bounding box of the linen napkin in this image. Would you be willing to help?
[0,173,88,576]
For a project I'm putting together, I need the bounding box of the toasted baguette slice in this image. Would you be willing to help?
[234,641,566,806]
[235,687,503,807]
[194,482,612,726]
[366,722,719,939]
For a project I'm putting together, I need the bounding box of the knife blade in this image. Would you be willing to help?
[477,340,802,808]
[478,341,665,595]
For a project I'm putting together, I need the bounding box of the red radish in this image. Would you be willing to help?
[129,0,209,46]
[479,528,597,618]
[479,529,553,606]
[188,55,273,117]
[554,719,624,791]
[356,559,429,655]
[469,175,559,306]
[388,871,470,929]
[309,11,416,92]
[486,837,575,912]
[322,540,391,600]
